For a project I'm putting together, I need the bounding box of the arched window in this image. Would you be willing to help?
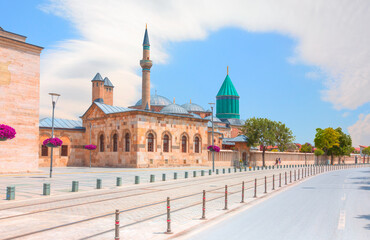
[163,134,169,152]
[125,133,130,152]
[147,133,154,152]
[182,135,187,153]
[194,136,200,153]
[113,134,118,152]
[100,134,104,152]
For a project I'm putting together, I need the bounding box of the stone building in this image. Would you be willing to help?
[38,26,244,168]
[0,27,43,173]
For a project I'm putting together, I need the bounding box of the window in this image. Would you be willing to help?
[163,134,169,152]
[41,145,48,156]
[61,145,68,156]
[182,135,187,153]
[113,134,118,152]
[100,135,104,152]
[194,136,200,153]
[125,133,130,152]
[147,133,154,152]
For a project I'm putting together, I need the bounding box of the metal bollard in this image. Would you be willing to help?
[174,172,178,179]
[228,168,231,173]
[239,168,242,172]
[241,181,245,203]
[6,186,15,200]
[209,170,212,175]
[302,169,304,178]
[279,173,281,187]
[97,179,102,189]
[294,170,296,181]
[290,170,292,183]
[116,177,122,186]
[162,173,166,181]
[272,175,275,190]
[115,209,120,240]
[185,172,189,178]
[201,170,205,176]
[216,169,219,174]
[150,174,155,183]
[223,185,228,210]
[223,168,226,174]
[298,169,300,180]
[43,183,50,196]
[285,172,287,185]
[72,181,79,192]
[165,197,172,234]
[193,171,197,178]
[254,178,257,198]
[305,168,307,178]
[201,190,206,220]
[264,176,267,193]
[135,176,140,184]
[234,168,237,173]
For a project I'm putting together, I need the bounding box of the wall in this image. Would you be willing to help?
[39,129,86,167]
[0,29,43,173]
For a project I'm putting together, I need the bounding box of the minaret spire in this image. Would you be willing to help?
[140,25,153,110]
[227,66,229,75]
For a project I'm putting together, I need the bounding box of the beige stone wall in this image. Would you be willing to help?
[0,30,42,173]
[81,106,209,168]
[39,129,86,167]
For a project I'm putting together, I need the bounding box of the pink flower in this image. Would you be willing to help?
[208,145,220,152]
[84,144,97,150]
[43,137,63,147]
[0,124,16,140]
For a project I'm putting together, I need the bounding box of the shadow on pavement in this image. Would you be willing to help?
[356,215,370,230]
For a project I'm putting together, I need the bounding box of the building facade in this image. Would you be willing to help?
[0,27,43,173]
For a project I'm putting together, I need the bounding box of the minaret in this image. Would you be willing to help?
[140,24,153,110]
[91,73,104,103]
[216,66,240,119]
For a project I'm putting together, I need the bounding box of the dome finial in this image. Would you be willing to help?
[173,97,175,104]
[190,99,192,104]
[227,66,229,75]
[146,23,147,29]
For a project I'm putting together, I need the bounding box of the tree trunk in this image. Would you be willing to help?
[331,154,334,165]
[304,153,307,165]
[262,147,266,167]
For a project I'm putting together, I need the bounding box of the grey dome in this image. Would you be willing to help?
[160,104,189,115]
[205,115,222,123]
[181,103,206,112]
[135,95,171,106]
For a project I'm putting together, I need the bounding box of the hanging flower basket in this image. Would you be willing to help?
[0,124,16,141]
[43,138,63,148]
[84,144,97,150]
[208,145,220,152]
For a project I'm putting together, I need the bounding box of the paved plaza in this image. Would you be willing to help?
[0,164,365,239]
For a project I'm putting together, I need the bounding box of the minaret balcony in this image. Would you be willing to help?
[140,60,153,69]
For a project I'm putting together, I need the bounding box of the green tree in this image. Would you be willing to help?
[300,143,312,165]
[241,118,294,167]
[363,147,370,163]
[331,128,353,164]
[314,128,340,164]
[275,122,295,152]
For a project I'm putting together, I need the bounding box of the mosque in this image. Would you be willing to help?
[38,26,246,168]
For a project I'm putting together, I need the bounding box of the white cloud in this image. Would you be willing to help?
[39,0,370,119]
[342,112,350,118]
[348,114,370,146]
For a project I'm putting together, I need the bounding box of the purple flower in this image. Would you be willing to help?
[0,124,16,140]
[84,144,97,150]
[208,145,220,152]
[43,137,63,147]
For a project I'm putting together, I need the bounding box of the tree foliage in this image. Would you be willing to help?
[363,146,370,156]
[241,117,294,166]
[314,149,324,156]
[300,143,313,153]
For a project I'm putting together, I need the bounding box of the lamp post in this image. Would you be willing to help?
[209,103,215,172]
[48,93,60,178]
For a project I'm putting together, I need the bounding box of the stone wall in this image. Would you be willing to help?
[39,129,86,167]
[0,29,42,173]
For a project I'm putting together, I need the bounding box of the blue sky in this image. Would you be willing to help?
[1,0,369,146]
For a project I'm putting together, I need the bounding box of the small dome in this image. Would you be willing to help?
[181,103,206,112]
[135,95,172,106]
[160,104,189,115]
[204,115,222,123]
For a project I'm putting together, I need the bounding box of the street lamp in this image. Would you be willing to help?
[209,103,215,172]
[48,93,60,178]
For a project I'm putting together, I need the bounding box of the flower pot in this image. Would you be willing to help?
[0,137,7,141]
[46,142,58,148]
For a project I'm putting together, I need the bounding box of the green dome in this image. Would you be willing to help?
[216,75,239,97]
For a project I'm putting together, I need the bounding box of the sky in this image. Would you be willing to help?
[0,0,369,146]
